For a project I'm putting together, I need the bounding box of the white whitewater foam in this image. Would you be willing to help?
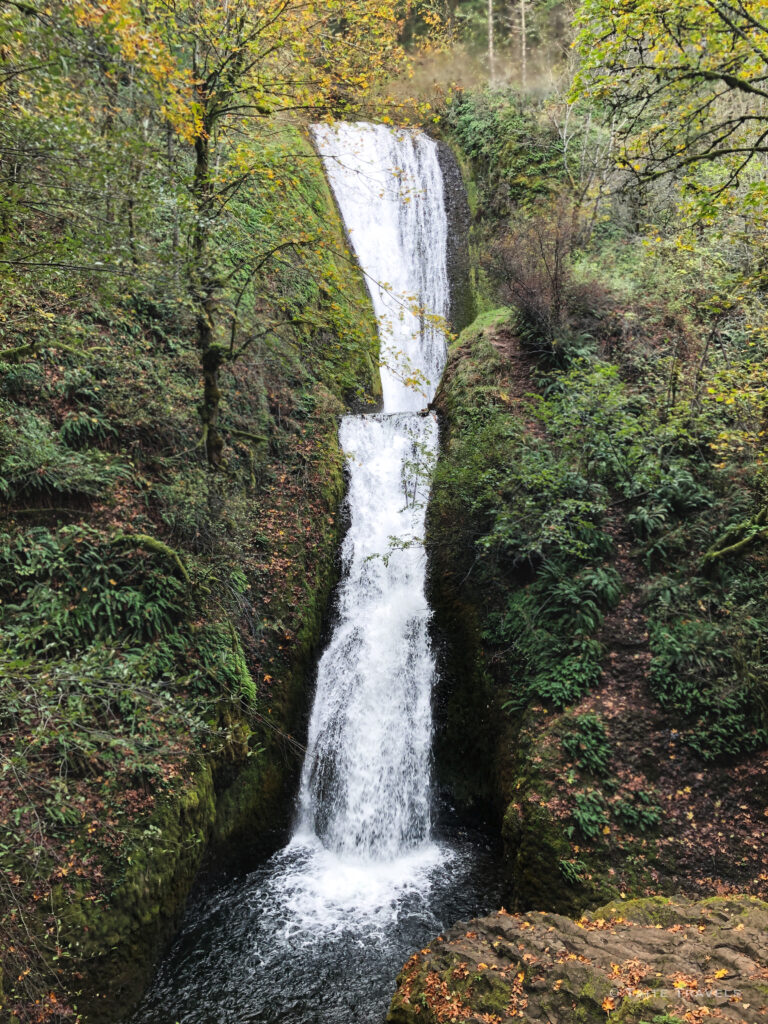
[260,835,451,941]
[296,413,438,859]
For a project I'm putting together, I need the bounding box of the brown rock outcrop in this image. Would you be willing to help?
[389,896,768,1023]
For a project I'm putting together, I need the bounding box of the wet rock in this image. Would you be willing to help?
[388,895,768,1023]
[436,141,474,333]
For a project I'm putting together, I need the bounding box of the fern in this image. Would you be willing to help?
[562,714,612,776]
[0,401,125,501]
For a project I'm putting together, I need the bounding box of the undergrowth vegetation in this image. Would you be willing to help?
[430,84,768,913]
[434,88,768,762]
[432,304,768,759]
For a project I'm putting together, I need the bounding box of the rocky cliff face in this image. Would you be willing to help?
[389,896,768,1024]
[436,141,475,335]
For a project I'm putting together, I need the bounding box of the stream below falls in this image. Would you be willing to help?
[130,122,501,1024]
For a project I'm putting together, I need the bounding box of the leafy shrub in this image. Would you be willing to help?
[627,504,669,539]
[444,88,564,216]
[540,563,622,634]
[495,559,617,710]
[0,402,124,502]
[0,645,215,784]
[0,525,188,654]
[534,364,715,508]
[192,624,257,703]
[655,467,712,514]
[532,649,604,707]
[569,789,609,840]
[559,858,588,885]
[649,615,768,758]
[0,360,47,400]
[562,714,612,776]
[59,408,116,449]
[154,467,218,553]
[55,366,103,406]
[497,577,607,710]
[613,790,661,832]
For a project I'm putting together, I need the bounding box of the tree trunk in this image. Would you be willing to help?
[520,0,527,90]
[488,0,495,84]
[167,126,180,259]
[201,341,225,468]
[191,124,224,468]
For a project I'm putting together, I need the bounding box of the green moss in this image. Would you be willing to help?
[426,310,521,817]
[55,767,215,1016]
[469,972,512,1016]
[595,897,681,928]
[453,306,514,342]
[610,997,659,1023]
[573,974,613,1021]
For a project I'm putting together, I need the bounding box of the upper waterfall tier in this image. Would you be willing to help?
[312,122,449,413]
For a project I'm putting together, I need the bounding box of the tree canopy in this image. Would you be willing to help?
[572,0,768,215]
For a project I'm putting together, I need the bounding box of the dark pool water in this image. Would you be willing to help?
[129,821,502,1024]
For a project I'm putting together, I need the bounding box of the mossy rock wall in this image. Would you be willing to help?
[426,309,521,821]
[0,124,379,1023]
[62,381,350,1023]
[61,767,216,1018]
[436,141,475,334]
[425,310,649,911]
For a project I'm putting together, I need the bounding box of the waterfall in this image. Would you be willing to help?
[129,125,503,1024]
[294,122,449,861]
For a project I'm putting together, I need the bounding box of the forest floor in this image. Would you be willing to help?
[506,325,767,903]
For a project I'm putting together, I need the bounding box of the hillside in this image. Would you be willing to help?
[427,88,768,909]
[0,123,383,1020]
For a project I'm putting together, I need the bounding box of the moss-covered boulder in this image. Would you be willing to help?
[388,896,768,1023]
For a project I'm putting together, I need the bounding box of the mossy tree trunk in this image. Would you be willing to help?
[201,342,225,468]
[191,119,226,468]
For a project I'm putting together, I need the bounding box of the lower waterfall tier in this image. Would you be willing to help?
[297,413,439,859]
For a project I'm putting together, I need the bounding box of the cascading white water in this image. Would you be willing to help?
[130,124,504,1024]
[294,122,449,863]
[296,412,436,858]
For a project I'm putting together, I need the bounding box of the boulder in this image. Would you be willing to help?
[388,896,768,1023]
